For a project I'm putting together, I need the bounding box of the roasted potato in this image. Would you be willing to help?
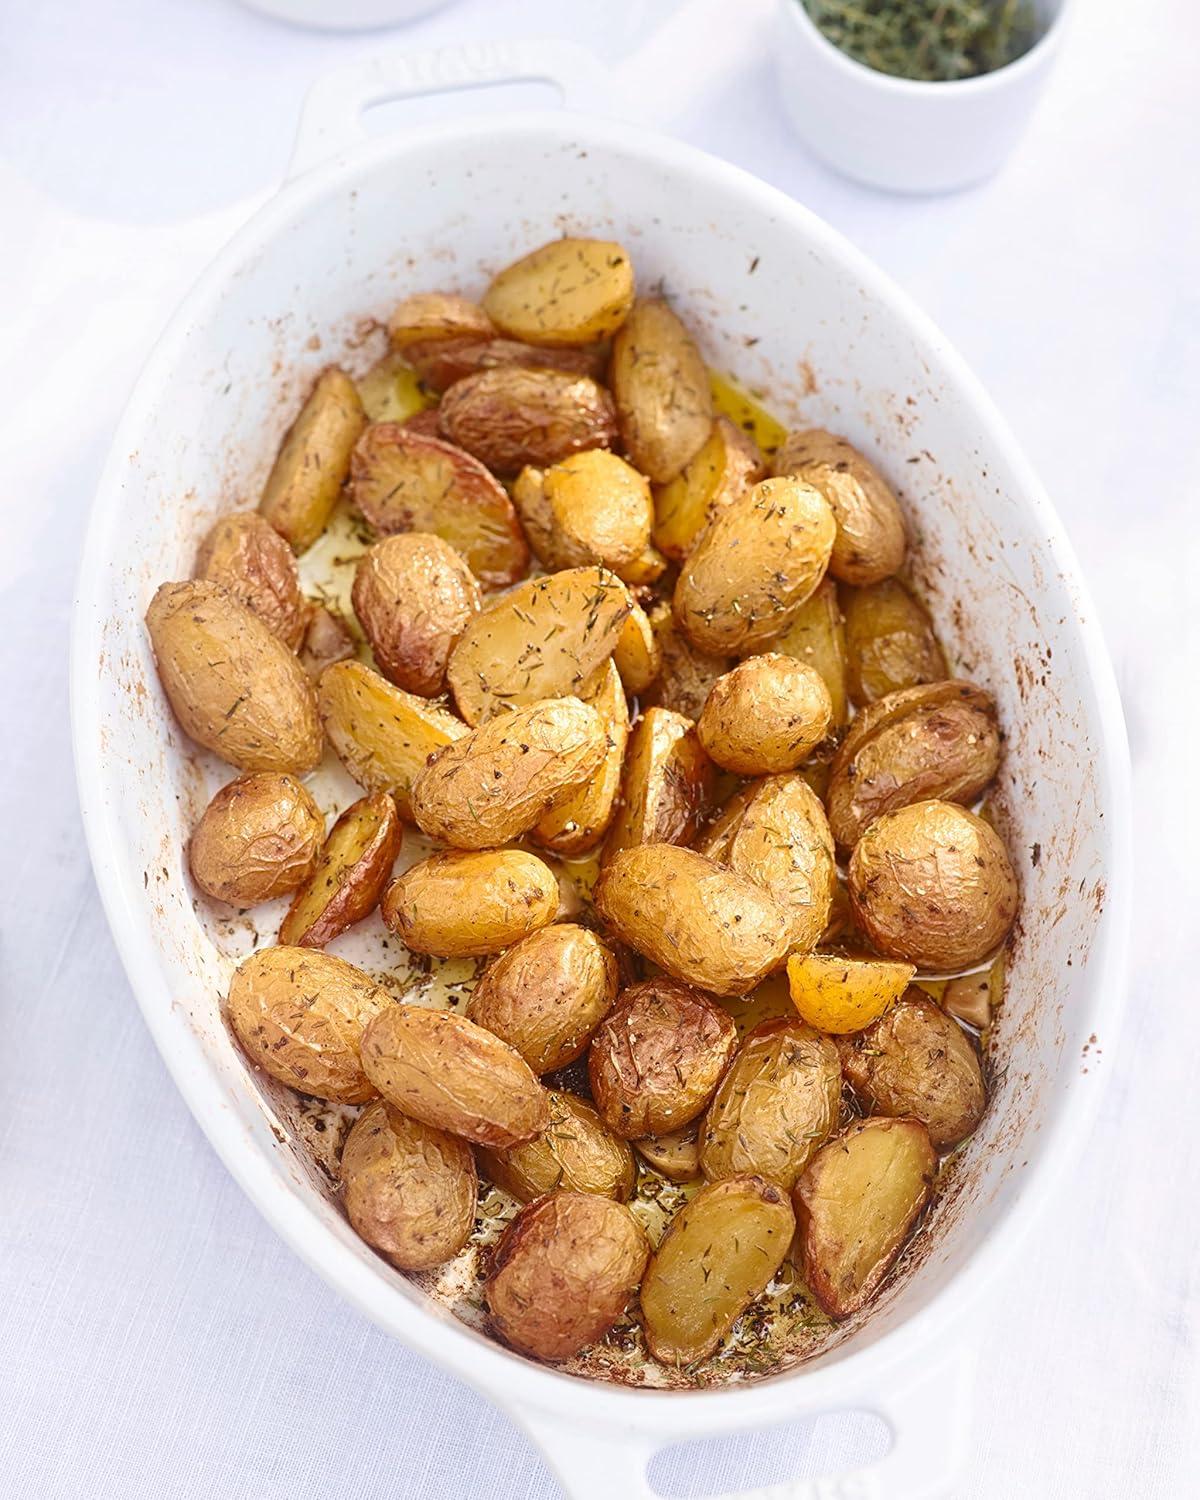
[612,603,661,695]
[189,773,324,906]
[533,661,629,856]
[438,367,618,475]
[644,601,731,721]
[610,299,713,483]
[694,784,756,863]
[795,1116,935,1319]
[341,1098,477,1271]
[485,1191,649,1362]
[652,415,764,560]
[478,1090,635,1203]
[602,707,715,863]
[588,978,738,1138]
[841,578,947,707]
[594,844,789,998]
[848,801,1018,970]
[633,1122,701,1183]
[411,696,606,850]
[299,604,355,679]
[382,848,559,957]
[356,350,430,424]
[617,542,669,587]
[787,952,915,1035]
[768,579,849,728]
[349,424,528,588]
[278,791,401,947]
[773,429,906,586]
[360,1003,550,1147]
[404,336,607,395]
[696,654,833,775]
[543,450,654,572]
[351,534,481,696]
[674,477,836,655]
[387,291,495,348]
[837,990,986,1148]
[482,236,635,346]
[468,923,619,1074]
[146,581,322,774]
[194,511,307,649]
[259,367,366,552]
[640,1175,794,1365]
[942,969,994,1029]
[317,660,468,817]
[447,566,631,725]
[226,947,391,1103]
[826,681,1001,850]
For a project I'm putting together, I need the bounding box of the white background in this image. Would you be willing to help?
[2,0,1197,1496]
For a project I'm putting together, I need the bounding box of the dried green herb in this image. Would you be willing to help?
[802,0,1040,82]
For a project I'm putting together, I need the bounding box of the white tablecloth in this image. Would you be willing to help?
[2,1,1197,1495]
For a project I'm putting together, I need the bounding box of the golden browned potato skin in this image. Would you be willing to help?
[847,800,1018,970]
[674,477,837,655]
[543,450,654,572]
[478,1091,636,1203]
[349,423,528,588]
[447,566,632,726]
[644,601,731,721]
[468,923,619,1074]
[404,336,608,394]
[485,1191,649,1362]
[826,681,1001,851]
[341,1099,478,1271]
[773,429,906,586]
[612,603,661,695]
[387,290,495,348]
[226,947,392,1103]
[795,1116,935,1319]
[259,367,366,552]
[588,978,738,1139]
[411,696,606,850]
[278,791,402,948]
[189,773,324,906]
[482,237,635,346]
[633,1122,701,1183]
[837,990,986,1149]
[194,511,308,649]
[351,533,482,696]
[146,581,323,774]
[770,578,849,728]
[299,604,355,680]
[602,707,715,863]
[595,845,789,998]
[652,415,764,561]
[382,848,559,957]
[640,1174,794,1365]
[360,1003,550,1148]
[437,368,618,476]
[610,299,713,483]
[841,579,947,707]
[533,661,630,856]
[700,1019,841,1190]
[317,660,468,817]
[697,655,833,775]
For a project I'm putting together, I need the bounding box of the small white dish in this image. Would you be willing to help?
[775,0,1072,193]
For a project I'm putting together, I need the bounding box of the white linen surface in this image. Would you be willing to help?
[1,0,1197,1495]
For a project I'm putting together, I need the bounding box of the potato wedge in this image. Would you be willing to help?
[411,696,606,850]
[387,291,495,348]
[773,429,906,586]
[146,581,322,774]
[467,923,618,1074]
[404,336,607,394]
[787,953,915,1035]
[768,579,849,728]
[447,566,632,725]
[195,511,308,649]
[795,1117,935,1319]
[617,542,669,587]
[278,791,402,947]
[633,1122,701,1183]
[299,604,355,679]
[724,775,837,955]
[699,1019,841,1190]
[594,844,789,998]
[644,601,731,721]
[351,533,481,696]
[841,578,947,707]
[438,367,618,476]
[382,848,559,957]
[341,1098,477,1271]
[486,1192,649,1362]
[652,415,764,560]
[612,602,661,696]
[543,450,654,571]
[610,299,713,483]
[317,660,468,817]
[483,237,635,346]
[640,1175,794,1365]
[697,654,832,775]
[349,423,528,588]
[533,660,630,856]
[603,707,715,863]
[478,1090,635,1203]
[361,1003,550,1148]
[356,350,431,424]
[189,773,324,907]
[226,947,392,1103]
[259,368,366,552]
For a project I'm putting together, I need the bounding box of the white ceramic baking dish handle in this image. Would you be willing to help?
[507,1346,973,1500]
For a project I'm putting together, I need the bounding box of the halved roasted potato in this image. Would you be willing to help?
[259,368,366,552]
[787,953,914,1035]
[477,1090,635,1203]
[189,773,325,907]
[533,661,630,856]
[382,848,559,957]
[543,449,654,572]
[195,511,308,649]
[697,654,833,775]
[404,336,607,394]
[722,775,837,955]
[356,350,431,424]
[278,791,402,947]
[387,290,495,348]
[603,706,715,863]
[768,578,849,728]
[633,1122,701,1183]
[437,367,618,475]
[644,601,732,721]
[610,299,713,483]
[612,603,662,695]
[652,415,764,560]
[482,236,635,346]
[840,578,947,707]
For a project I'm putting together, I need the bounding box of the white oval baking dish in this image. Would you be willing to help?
[71,42,1131,1500]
